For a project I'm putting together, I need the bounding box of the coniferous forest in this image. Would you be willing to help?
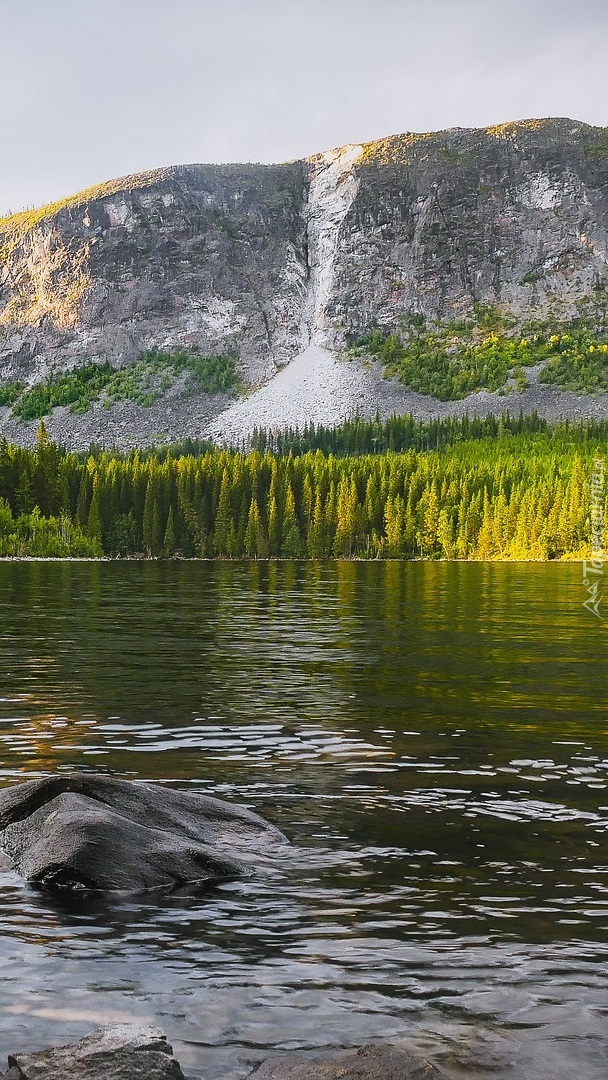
[0,415,605,560]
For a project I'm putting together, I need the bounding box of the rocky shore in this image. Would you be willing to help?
[0,1025,487,1080]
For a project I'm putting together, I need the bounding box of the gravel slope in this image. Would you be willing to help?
[206,346,378,442]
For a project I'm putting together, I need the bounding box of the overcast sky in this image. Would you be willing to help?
[1,0,607,215]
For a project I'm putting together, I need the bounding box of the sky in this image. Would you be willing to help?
[1,0,607,215]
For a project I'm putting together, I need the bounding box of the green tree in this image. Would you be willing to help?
[86,484,102,548]
[281,485,302,557]
[162,505,177,557]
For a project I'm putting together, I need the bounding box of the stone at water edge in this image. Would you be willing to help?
[0,772,288,894]
[248,1044,450,1080]
[2,1024,185,1080]
[1,1036,463,1080]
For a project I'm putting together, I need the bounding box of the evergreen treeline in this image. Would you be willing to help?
[0,421,605,559]
[249,411,608,457]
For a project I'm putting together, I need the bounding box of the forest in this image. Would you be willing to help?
[0,415,604,560]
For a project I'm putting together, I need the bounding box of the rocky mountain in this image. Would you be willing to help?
[1,117,608,446]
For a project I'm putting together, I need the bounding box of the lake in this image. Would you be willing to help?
[0,561,606,1079]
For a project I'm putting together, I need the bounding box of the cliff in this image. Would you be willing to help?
[1,117,608,445]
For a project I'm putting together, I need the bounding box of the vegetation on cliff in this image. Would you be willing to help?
[0,418,604,560]
[359,117,606,166]
[351,302,608,399]
[6,350,239,421]
[0,168,174,245]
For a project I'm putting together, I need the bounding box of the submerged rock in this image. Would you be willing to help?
[249,1044,450,1080]
[0,772,287,894]
[3,1024,185,1080]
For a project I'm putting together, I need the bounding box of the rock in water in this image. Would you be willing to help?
[0,773,287,894]
[4,1024,185,1080]
[249,1044,449,1080]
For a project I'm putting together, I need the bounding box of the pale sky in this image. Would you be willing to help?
[1,0,607,215]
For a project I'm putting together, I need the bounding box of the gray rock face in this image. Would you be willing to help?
[328,119,608,337]
[0,773,287,893]
[1,117,608,442]
[0,163,307,387]
[249,1044,449,1080]
[4,1024,185,1080]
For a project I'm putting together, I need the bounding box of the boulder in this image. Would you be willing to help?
[0,772,287,894]
[2,1037,455,1080]
[249,1045,449,1080]
[3,1024,185,1080]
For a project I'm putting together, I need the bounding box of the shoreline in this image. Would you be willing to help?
[0,555,591,564]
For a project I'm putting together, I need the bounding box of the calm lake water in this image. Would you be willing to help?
[0,561,607,1079]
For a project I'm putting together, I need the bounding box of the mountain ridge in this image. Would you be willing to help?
[2,115,603,231]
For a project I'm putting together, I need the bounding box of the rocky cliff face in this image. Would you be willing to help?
[1,117,608,444]
[0,163,307,386]
[327,118,608,336]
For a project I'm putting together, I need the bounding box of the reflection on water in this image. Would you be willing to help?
[0,562,607,1079]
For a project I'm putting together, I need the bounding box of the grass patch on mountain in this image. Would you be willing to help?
[9,349,239,421]
[352,307,608,399]
[0,168,173,245]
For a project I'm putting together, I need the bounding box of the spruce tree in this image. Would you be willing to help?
[281,485,302,558]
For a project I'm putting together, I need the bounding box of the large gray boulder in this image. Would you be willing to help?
[249,1044,450,1080]
[1,1037,453,1080]
[0,773,287,894]
[3,1024,185,1080]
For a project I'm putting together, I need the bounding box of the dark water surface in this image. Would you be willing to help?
[0,561,607,1078]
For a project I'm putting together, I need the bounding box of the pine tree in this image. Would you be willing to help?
[213,469,232,555]
[437,508,455,558]
[324,480,338,556]
[244,498,268,558]
[385,495,405,558]
[14,468,34,516]
[87,485,103,549]
[151,497,164,557]
[267,492,281,556]
[281,485,302,557]
[417,481,440,556]
[363,474,382,540]
[301,474,314,538]
[176,469,206,556]
[244,498,259,558]
[333,476,358,558]
[307,490,325,558]
[142,477,156,556]
[474,491,497,560]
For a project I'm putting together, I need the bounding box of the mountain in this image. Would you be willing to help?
[1,117,608,447]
